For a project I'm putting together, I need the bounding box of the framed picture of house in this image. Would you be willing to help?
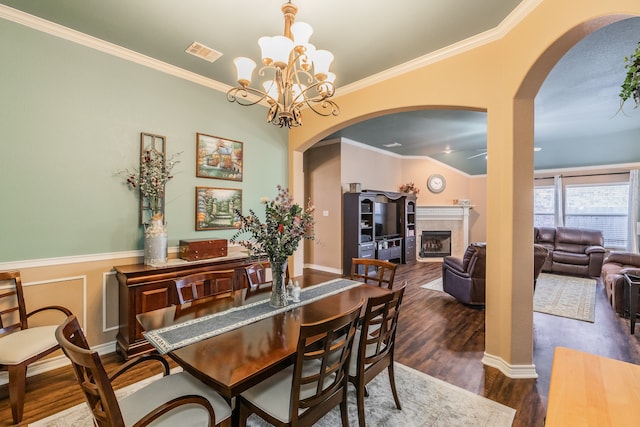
[196,133,243,181]
[195,186,242,230]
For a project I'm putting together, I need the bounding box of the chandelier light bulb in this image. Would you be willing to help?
[312,50,334,80]
[270,35,294,68]
[291,22,313,46]
[233,57,257,86]
[258,36,275,65]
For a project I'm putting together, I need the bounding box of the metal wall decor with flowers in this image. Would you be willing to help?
[399,182,420,195]
[231,185,315,307]
[619,41,640,112]
[120,133,180,225]
[118,133,180,265]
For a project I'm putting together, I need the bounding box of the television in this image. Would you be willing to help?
[374,201,400,238]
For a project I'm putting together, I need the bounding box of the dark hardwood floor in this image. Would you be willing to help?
[1,261,639,426]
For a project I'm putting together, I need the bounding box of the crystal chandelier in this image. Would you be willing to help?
[226,1,339,128]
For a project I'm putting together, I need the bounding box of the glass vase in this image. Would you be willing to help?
[144,216,168,266]
[270,259,289,308]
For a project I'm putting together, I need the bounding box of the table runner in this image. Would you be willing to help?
[144,278,362,353]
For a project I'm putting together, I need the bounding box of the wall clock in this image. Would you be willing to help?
[427,174,446,193]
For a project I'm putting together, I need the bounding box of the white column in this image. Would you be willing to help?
[463,206,470,248]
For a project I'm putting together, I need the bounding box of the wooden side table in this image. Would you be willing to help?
[624,273,640,334]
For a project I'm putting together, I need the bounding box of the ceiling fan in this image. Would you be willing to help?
[466,150,487,160]
[465,146,541,159]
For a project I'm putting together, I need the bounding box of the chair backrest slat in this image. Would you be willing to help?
[244,261,289,290]
[173,270,235,304]
[244,262,270,290]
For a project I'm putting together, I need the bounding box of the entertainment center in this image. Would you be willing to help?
[343,190,416,275]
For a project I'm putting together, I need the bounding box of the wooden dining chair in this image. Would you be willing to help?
[244,261,290,290]
[237,299,365,427]
[244,261,272,290]
[0,270,72,425]
[173,270,235,304]
[348,283,406,427]
[350,258,398,289]
[55,314,232,427]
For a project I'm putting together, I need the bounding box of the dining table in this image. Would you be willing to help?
[136,277,391,422]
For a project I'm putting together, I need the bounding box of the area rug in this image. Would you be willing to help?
[421,274,596,323]
[31,363,515,427]
[533,273,596,323]
[421,278,443,291]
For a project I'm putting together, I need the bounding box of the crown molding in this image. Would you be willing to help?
[336,0,544,96]
[1,1,542,98]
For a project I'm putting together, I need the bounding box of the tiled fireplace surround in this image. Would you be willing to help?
[416,205,472,261]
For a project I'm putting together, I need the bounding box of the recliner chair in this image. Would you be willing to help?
[442,243,549,305]
[442,243,487,305]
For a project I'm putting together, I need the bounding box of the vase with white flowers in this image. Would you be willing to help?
[120,149,180,265]
[231,185,315,307]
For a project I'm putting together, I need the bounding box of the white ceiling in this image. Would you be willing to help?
[1,0,638,175]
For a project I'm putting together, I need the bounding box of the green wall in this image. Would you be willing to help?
[0,19,288,262]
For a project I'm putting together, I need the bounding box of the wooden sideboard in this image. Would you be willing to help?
[114,254,263,359]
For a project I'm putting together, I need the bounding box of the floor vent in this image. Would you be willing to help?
[185,42,222,63]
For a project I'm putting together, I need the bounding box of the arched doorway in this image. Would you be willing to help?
[290,3,640,378]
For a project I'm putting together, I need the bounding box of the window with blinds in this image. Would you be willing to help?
[564,184,629,248]
[534,183,629,248]
[534,186,555,227]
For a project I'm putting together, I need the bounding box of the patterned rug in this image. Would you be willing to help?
[31,363,515,427]
[421,273,596,323]
[533,273,596,323]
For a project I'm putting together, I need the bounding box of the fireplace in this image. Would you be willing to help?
[420,230,452,258]
[415,205,471,260]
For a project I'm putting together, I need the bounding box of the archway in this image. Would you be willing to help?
[289,2,640,378]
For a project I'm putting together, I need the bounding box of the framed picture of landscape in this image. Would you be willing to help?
[195,186,242,230]
[196,133,243,181]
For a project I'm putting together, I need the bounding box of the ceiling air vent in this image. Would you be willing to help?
[185,42,222,63]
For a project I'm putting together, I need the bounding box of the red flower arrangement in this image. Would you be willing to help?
[231,185,315,264]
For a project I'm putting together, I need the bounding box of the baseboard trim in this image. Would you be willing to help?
[0,341,116,386]
[481,352,538,379]
[303,263,342,275]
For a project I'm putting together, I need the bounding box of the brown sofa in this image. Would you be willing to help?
[442,243,549,305]
[600,251,640,315]
[534,226,605,278]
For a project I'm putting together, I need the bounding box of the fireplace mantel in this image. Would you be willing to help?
[415,205,473,260]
